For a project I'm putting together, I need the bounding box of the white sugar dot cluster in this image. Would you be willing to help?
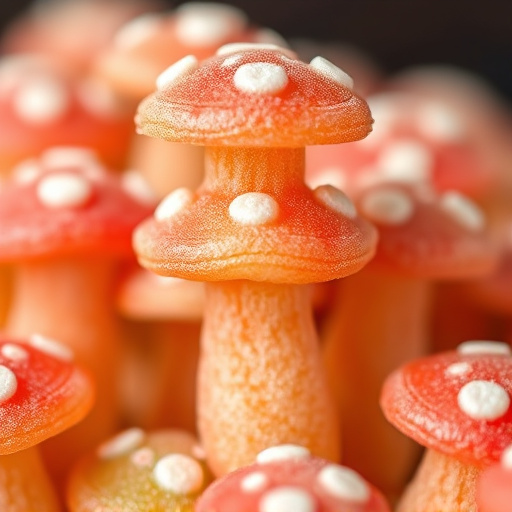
[259,487,315,512]
[97,428,146,459]
[114,13,163,49]
[175,2,247,47]
[457,380,510,420]
[29,333,74,361]
[360,187,414,225]
[152,453,203,494]
[233,62,288,94]
[457,340,511,356]
[317,464,370,503]
[256,445,311,464]
[310,56,354,89]
[156,55,199,90]
[13,76,69,124]
[37,172,92,209]
[440,191,485,232]
[229,192,279,226]
[0,365,18,403]
[241,471,269,492]
[314,184,357,218]
[1,344,29,362]
[445,362,472,377]
[155,187,194,221]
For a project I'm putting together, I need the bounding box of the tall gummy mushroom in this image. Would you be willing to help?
[134,44,377,475]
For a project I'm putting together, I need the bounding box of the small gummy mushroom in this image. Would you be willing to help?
[0,335,94,511]
[134,45,376,475]
[67,428,212,512]
[0,148,154,486]
[195,444,391,512]
[380,340,512,512]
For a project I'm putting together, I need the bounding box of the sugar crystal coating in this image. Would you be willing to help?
[1,343,29,362]
[152,453,204,494]
[240,471,269,492]
[360,187,414,225]
[257,445,311,464]
[97,428,146,459]
[259,487,315,512]
[233,62,288,94]
[457,380,510,420]
[314,184,357,219]
[36,172,93,209]
[13,76,69,124]
[440,191,485,231]
[0,365,17,403]
[29,333,74,361]
[457,340,511,356]
[310,56,354,89]
[155,187,194,221]
[229,192,279,225]
[156,55,199,90]
[317,464,370,503]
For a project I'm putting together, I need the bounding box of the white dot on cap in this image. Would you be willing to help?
[241,471,269,492]
[122,169,157,205]
[216,42,296,60]
[458,380,510,420]
[153,453,203,494]
[154,187,194,221]
[416,101,465,142]
[113,13,163,50]
[310,56,354,89]
[360,187,415,225]
[41,147,99,170]
[229,192,279,226]
[314,185,357,219]
[257,444,311,464]
[259,487,315,512]
[175,2,247,47]
[317,464,370,503]
[97,428,146,459]
[1,344,29,362]
[445,362,472,377]
[29,333,74,361]
[457,340,511,356]
[78,79,122,119]
[12,159,41,184]
[233,62,288,95]
[501,444,512,469]
[156,55,199,90]
[440,191,485,232]
[13,76,69,124]
[0,365,17,403]
[36,172,92,209]
[376,140,433,183]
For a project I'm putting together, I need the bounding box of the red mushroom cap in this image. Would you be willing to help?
[136,45,373,147]
[0,334,94,455]
[0,148,155,261]
[380,340,512,467]
[196,444,390,512]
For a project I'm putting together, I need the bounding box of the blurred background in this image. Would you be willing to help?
[0,0,510,102]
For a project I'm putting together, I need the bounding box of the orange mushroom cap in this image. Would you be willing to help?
[0,335,94,455]
[136,45,373,147]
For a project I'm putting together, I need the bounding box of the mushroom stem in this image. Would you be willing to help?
[322,270,432,495]
[0,447,61,511]
[397,449,480,512]
[5,256,121,481]
[199,279,340,476]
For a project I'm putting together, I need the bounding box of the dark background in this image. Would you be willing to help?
[1,0,511,102]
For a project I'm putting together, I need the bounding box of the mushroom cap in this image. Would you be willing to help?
[133,183,377,284]
[0,335,94,455]
[476,446,512,512]
[0,148,155,261]
[0,55,133,171]
[352,182,498,279]
[196,444,390,512]
[96,3,285,100]
[67,428,212,512]
[136,46,373,147]
[380,340,512,467]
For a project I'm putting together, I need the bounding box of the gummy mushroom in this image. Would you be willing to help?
[322,182,498,494]
[134,44,377,475]
[0,335,94,511]
[67,427,212,512]
[380,340,512,512]
[476,444,512,512]
[195,444,391,512]
[0,148,154,485]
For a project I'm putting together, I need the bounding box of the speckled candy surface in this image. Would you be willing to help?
[380,341,512,467]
